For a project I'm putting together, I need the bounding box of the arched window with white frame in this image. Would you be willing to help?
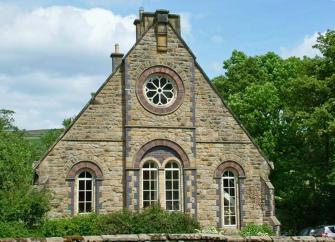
[77,170,94,213]
[165,161,181,211]
[142,161,158,208]
[222,170,237,226]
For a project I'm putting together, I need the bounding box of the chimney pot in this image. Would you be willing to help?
[110,43,124,72]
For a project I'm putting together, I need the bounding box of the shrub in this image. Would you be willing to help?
[40,214,100,237]
[240,223,274,236]
[0,221,41,238]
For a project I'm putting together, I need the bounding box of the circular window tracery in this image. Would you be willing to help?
[136,66,184,115]
[144,75,177,107]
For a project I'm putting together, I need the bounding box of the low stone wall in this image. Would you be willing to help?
[0,234,334,242]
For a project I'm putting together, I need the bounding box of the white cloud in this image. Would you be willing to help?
[0,4,137,129]
[0,5,136,55]
[280,32,321,58]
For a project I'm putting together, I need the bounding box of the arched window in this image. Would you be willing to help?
[165,161,180,211]
[142,161,158,208]
[222,170,237,226]
[77,171,94,213]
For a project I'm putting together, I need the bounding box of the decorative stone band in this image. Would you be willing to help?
[2,234,333,241]
[136,65,185,115]
[133,139,190,168]
[67,161,104,180]
[214,160,246,178]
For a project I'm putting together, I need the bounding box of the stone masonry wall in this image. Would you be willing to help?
[36,68,125,217]
[1,235,334,242]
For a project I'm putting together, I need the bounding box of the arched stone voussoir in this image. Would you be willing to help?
[67,161,103,180]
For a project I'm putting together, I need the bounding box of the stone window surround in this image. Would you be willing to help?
[136,65,185,115]
[134,139,190,169]
[214,161,246,229]
[66,161,103,215]
[139,157,184,211]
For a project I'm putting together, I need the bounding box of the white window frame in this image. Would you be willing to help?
[76,170,95,214]
[222,170,237,227]
[143,74,177,108]
[141,161,159,208]
[165,161,181,211]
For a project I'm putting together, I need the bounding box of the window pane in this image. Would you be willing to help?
[143,181,150,190]
[173,191,179,199]
[86,191,92,202]
[166,201,172,210]
[173,171,179,179]
[86,180,92,190]
[166,171,172,179]
[143,201,150,208]
[79,172,86,178]
[224,216,230,225]
[229,188,235,196]
[231,216,236,225]
[151,181,157,190]
[79,202,85,212]
[173,181,179,189]
[166,191,172,200]
[166,180,172,189]
[224,197,229,206]
[143,191,150,200]
[229,179,235,187]
[79,191,85,202]
[143,170,149,180]
[79,180,85,190]
[173,201,179,210]
[86,202,92,212]
[151,191,157,200]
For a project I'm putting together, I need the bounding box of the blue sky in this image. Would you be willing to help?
[0,0,334,129]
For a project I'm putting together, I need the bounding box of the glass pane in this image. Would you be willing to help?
[173,171,179,179]
[143,181,149,190]
[143,171,149,180]
[79,172,86,178]
[231,216,236,225]
[86,180,92,190]
[160,95,167,104]
[224,197,229,206]
[173,181,179,189]
[173,201,179,210]
[166,180,172,189]
[79,191,85,202]
[224,216,230,225]
[173,191,179,199]
[223,179,228,187]
[165,83,173,89]
[153,78,159,87]
[85,172,92,178]
[86,191,92,202]
[151,170,157,179]
[143,201,150,208]
[166,171,172,179]
[229,179,235,187]
[86,202,92,212]
[230,197,235,205]
[224,187,229,194]
[151,181,157,190]
[166,191,172,200]
[229,188,235,196]
[79,202,85,213]
[229,207,235,215]
[151,191,157,200]
[147,91,156,98]
[79,180,85,190]
[143,191,150,200]
[153,94,159,104]
[166,201,172,210]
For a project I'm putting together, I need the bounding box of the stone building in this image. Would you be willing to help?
[35,9,280,231]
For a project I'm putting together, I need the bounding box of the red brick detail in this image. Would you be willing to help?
[136,65,184,115]
[134,139,190,168]
[67,161,103,180]
[214,161,245,178]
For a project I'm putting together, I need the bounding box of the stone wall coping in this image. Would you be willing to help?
[1,234,334,242]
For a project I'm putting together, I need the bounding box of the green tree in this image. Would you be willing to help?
[213,30,335,233]
[0,109,49,227]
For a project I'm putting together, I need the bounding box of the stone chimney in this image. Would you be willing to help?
[133,9,181,51]
[110,43,124,72]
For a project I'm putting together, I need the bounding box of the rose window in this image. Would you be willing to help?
[144,75,177,107]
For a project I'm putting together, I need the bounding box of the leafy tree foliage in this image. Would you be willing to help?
[0,109,50,227]
[213,30,335,233]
